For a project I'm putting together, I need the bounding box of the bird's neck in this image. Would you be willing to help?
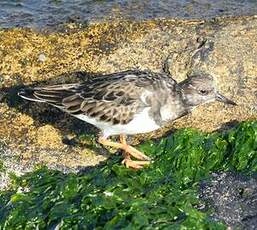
[159,96,189,124]
[179,86,197,112]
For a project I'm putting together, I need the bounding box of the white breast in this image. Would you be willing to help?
[74,107,160,138]
[160,96,184,122]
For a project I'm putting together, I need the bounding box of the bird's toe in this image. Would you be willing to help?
[122,158,150,170]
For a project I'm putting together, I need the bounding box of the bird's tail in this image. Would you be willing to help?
[18,88,45,103]
[18,83,84,109]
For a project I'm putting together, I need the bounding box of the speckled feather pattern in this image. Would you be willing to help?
[21,70,179,126]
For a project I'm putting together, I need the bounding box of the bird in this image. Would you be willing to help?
[18,69,236,169]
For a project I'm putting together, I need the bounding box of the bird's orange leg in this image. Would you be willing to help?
[119,134,150,169]
[98,135,151,169]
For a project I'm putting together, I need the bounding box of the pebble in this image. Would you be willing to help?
[38,53,47,63]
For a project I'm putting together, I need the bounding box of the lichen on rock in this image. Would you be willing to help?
[36,125,64,149]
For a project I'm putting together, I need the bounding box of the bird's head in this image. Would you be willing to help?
[179,74,236,109]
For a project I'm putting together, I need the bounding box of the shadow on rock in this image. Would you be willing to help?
[0,71,102,148]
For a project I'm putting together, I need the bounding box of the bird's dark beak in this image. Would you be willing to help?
[216,92,237,105]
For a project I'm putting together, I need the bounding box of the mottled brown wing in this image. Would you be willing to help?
[72,70,177,125]
[22,70,177,125]
[63,78,144,125]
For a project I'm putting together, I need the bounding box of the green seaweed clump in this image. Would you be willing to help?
[0,121,256,229]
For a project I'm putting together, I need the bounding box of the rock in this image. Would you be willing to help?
[36,125,64,149]
[0,16,256,172]
[200,172,257,230]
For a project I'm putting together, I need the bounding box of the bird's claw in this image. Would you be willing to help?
[122,158,150,170]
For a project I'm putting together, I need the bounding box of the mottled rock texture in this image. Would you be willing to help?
[0,16,256,173]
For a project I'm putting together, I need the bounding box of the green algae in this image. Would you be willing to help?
[0,121,256,229]
[0,161,5,173]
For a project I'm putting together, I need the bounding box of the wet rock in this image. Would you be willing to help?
[199,172,257,229]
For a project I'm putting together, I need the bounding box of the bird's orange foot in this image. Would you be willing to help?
[120,134,151,169]
[98,135,151,169]
[122,144,151,161]
[122,158,150,170]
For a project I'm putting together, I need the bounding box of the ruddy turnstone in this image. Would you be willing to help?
[18,70,236,169]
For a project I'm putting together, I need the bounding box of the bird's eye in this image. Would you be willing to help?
[199,90,208,95]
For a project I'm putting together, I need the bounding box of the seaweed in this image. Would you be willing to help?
[0,121,256,229]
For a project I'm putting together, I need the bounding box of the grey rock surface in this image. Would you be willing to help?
[200,172,257,229]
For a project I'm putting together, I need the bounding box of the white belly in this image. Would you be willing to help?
[74,107,160,138]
